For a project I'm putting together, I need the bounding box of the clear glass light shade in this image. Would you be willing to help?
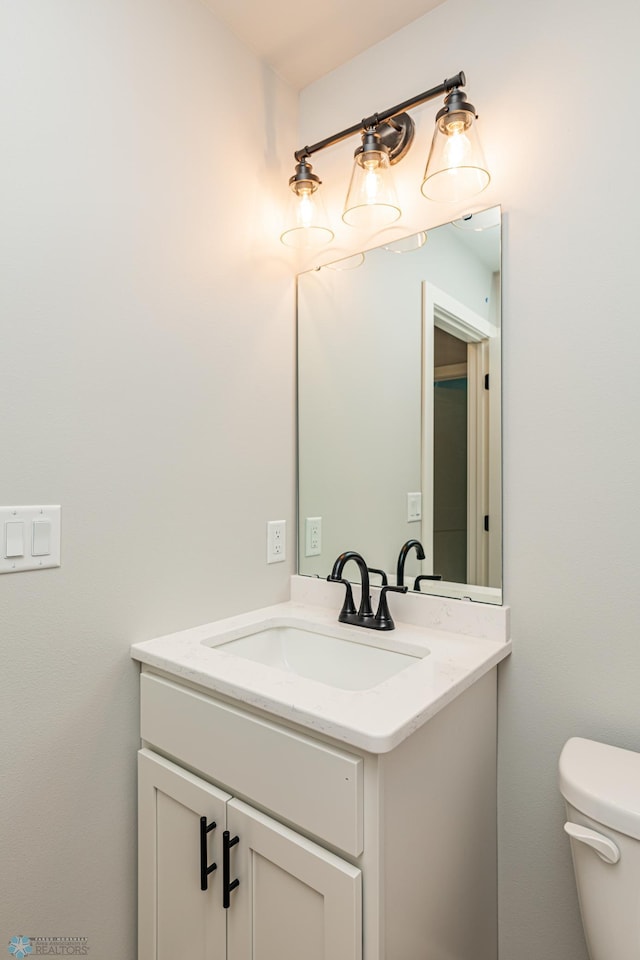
[280,185,334,249]
[452,206,500,232]
[342,149,401,230]
[324,252,365,271]
[421,115,490,203]
[382,230,427,253]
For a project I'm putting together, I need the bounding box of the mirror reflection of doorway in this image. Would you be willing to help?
[434,329,468,582]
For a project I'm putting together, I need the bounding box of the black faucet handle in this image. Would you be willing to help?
[413,574,443,591]
[374,584,408,630]
[367,567,388,586]
[327,576,357,619]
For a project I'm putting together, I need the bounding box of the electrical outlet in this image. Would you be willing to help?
[305,517,322,557]
[267,520,286,564]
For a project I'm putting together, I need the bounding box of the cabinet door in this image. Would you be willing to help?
[226,798,362,960]
[138,749,232,960]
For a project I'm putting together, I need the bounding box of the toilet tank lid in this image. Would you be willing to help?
[559,737,640,841]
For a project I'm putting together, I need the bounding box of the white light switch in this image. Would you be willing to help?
[407,492,422,522]
[0,506,61,573]
[32,519,52,556]
[5,521,25,558]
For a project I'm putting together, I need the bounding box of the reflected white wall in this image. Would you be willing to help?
[298,224,495,579]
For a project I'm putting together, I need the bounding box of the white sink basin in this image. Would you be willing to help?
[214,623,425,691]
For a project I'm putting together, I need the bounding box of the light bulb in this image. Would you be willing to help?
[342,135,401,229]
[296,188,314,229]
[442,128,472,168]
[363,159,383,203]
[444,118,467,136]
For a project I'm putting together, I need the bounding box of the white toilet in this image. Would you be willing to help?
[558,737,640,960]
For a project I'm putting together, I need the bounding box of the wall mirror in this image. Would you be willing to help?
[297,205,502,604]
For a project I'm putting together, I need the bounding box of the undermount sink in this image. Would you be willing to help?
[132,596,510,751]
[212,623,426,691]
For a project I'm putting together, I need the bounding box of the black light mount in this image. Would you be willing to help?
[435,85,478,134]
[351,117,415,166]
[355,126,388,156]
[292,71,466,169]
[288,157,321,195]
[374,114,415,165]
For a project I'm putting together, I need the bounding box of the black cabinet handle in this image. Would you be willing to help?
[200,816,217,891]
[222,830,240,908]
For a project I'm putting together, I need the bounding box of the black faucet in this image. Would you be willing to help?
[329,551,373,623]
[396,539,425,586]
[329,551,407,631]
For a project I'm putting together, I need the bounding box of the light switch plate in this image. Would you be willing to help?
[0,505,61,573]
[407,492,422,522]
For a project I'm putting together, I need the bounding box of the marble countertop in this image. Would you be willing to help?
[131,593,511,753]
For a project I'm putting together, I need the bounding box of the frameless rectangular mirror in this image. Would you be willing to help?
[297,205,502,604]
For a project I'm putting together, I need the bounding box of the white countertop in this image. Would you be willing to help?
[131,587,511,753]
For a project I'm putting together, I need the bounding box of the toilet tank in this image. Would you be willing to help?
[559,737,640,960]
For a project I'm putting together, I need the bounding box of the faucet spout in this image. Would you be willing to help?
[329,551,374,622]
[396,539,425,586]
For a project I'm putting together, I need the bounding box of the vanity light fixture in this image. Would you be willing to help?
[280,71,489,248]
[280,158,334,249]
[342,126,402,229]
[421,86,490,202]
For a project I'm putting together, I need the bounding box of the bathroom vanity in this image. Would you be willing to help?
[132,578,510,960]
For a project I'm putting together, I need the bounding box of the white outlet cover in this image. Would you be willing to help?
[305,517,322,557]
[267,520,286,564]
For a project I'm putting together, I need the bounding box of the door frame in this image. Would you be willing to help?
[422,283,497,584]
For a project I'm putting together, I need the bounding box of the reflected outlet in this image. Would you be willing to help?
[305,517,322,557]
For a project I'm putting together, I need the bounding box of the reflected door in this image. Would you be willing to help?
[433,376,468,582]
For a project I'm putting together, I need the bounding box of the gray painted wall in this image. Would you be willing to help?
[4,0,640,957]
[300,0,640,957]
[1,0,296,953]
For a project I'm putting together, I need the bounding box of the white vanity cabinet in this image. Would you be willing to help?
[137,663,498,960]
[138,672,362,960]
[138,750,361,960]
